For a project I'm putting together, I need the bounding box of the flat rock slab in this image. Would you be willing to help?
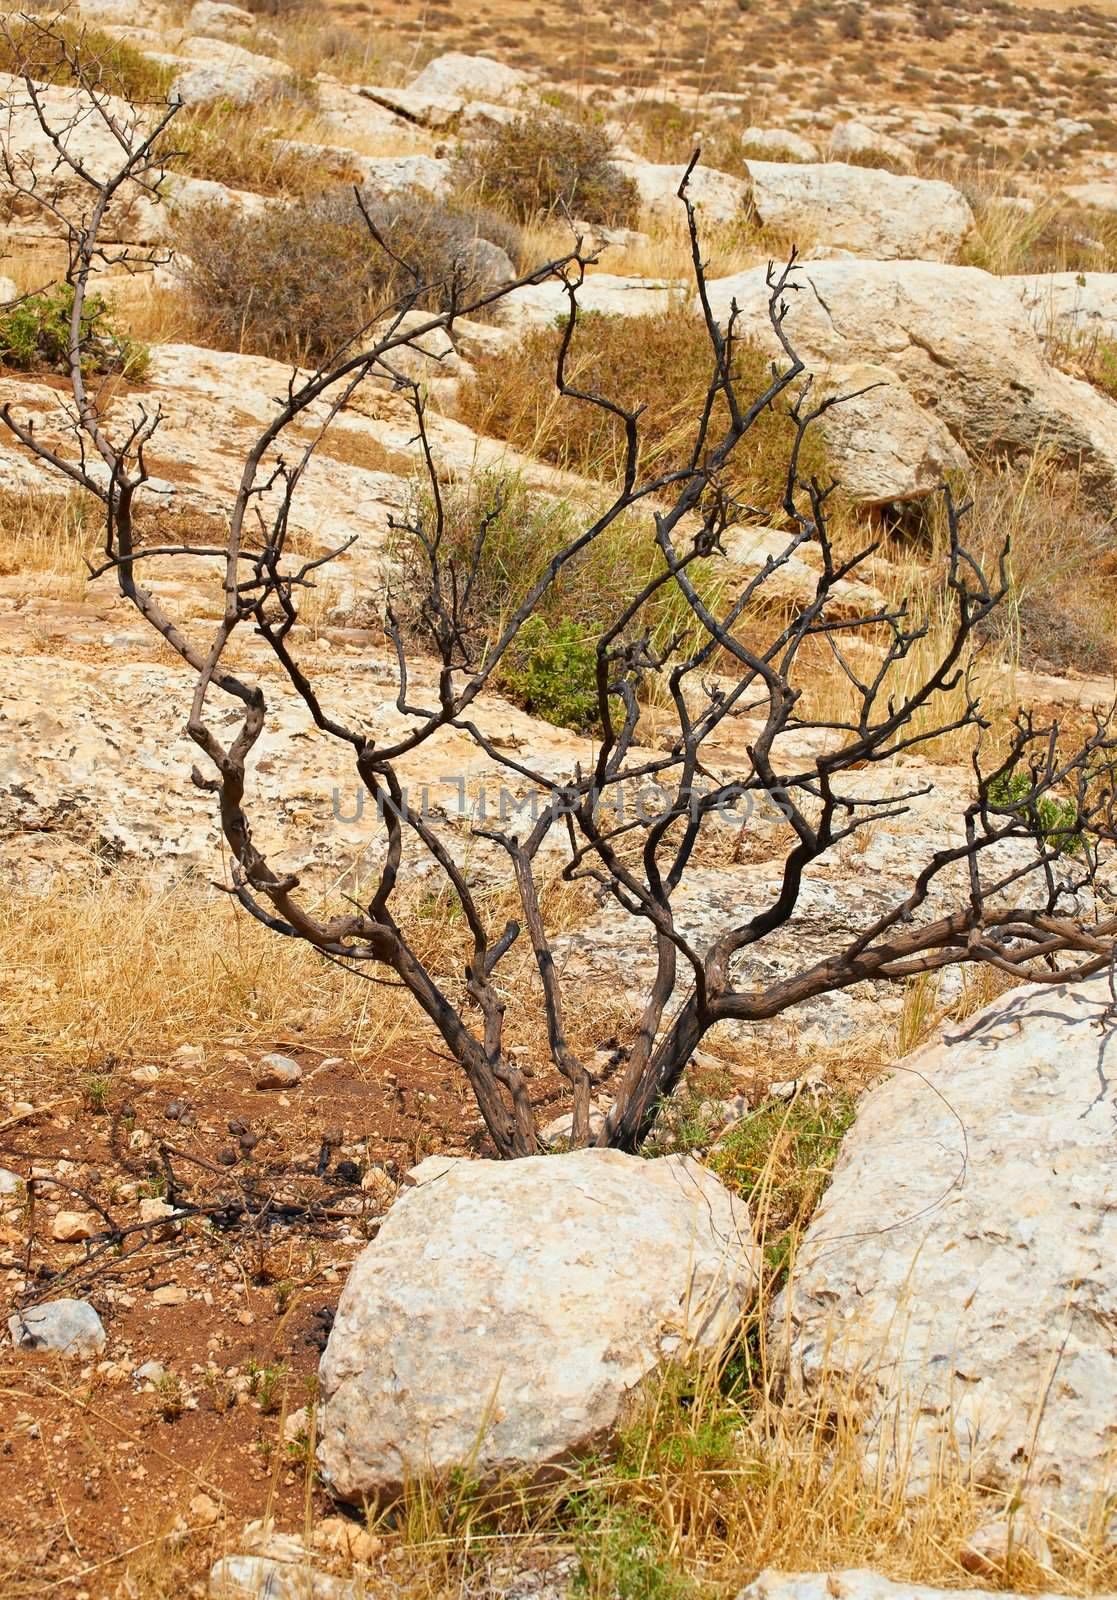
[775,976,1117,1521]
[736,1573,1117,1600]
[9,1298,107,1355]
[317,1149,759,1503]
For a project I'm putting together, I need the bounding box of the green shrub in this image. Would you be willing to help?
[0,284,148,380]
[987,769,1082,854]
[174,189,522,363]
[0,18,173,101]
[452,108,640,226]
[500,615,600,730]
[392,474,718,730]
[458,308,825,516]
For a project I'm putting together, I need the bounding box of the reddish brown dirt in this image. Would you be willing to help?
[0,1042,568,1598]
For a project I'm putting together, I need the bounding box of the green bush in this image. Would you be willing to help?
[452,108,640,226]
[0,18,173,101]
[987,769,1082,854]
[458,308,825,515]
[0,284,148,380]
[392,474,717,731]
[174,188,523,363]
[500,616,600,730]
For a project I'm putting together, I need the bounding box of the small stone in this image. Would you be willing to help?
[138,1198,176,1226]
[135,1359,166,1386]
[151,1285,189,1307]
[959,1515,1052,1576]
[283,1405,309,1443]
[190,1491,222,1527]
[9,1299,106,1355]
[51,1210,98,1243]
[254,1054,302,1090]
[311,1515,381,1564]
[130,1064,161,1084]
[216,1148,238,1167]
[0,1169,23,1196]
[171,1044,204,1065]
[360,1167,394,1206]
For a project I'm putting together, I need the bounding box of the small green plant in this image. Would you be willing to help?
[155,1372,186,1422]
[0,285,148,379]
[274,1277,296,1315]
[453,108,640,226]
[247,1359,287,1415]
[84,1074,113,1114]
[988,769,1082,854]
[500,615,601,731]
[568,1491,689,1600]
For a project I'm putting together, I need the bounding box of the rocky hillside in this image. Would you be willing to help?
[1,1,1117,1596]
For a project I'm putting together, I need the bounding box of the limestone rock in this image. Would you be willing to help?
[496,273,679,334]
[829,120,914,168]
[255,1053,302,1090]
[775,976,1117,1519]
[0,276,17,305]
[818,364,967,504]
[186,1,256,39]
[743,160,973,261]
[704,258,1117,501]
[619,159,750,225]
[734,1573,1111,1600]
[408,52,532,102]
[350,154,451,200]
[356,85,463,130]
[9,1298,107,1355]
[210,1554,361,1600]
[1062,180,1117,213]
[51,1210,98,1242]
[742,126,818,162]
[317,1150,759,1501]
[719,524,886,609]
[169,39,293,106]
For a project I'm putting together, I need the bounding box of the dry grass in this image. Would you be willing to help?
[0,487,98,596]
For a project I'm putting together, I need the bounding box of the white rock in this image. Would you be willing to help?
[138,1197,177,1225]
[720,525,885,610]
[619,159,750,225]
[705,258,1117,501]
[829,119,914,167]
[776,976,1117,1518]
[354,155,451,200]
[9,1298,107,1355]
[1062,180,1117,212]
[818,363,967,504]
[318,1150,759,1501]
[356,84,463,130]
[742,125,819,162]
[0,1168,23,1196]
[209,1554,361,1600]
[135,1358,166,1384]
[0,276,17,305]
[255,1053,302,1090]
[734,1573,1110,1600]
[51,1209,98,1242]
[744,160,973,261]
[496,273,679,334]
[186,1,255,39]
[170,40,293,107]
[408,51,532,103]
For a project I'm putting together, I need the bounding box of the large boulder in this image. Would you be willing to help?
[775,976,1117,1521]
[818,364,967,504]
[169,38,293,106]
[743,160,973,261]
[317,1149,759,1502]
[619,159,750,225]
[705,258,1117,501]
[408,51,532,102]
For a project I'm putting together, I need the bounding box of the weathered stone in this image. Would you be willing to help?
[209,1554,361,1600]
[775,976,1117,1519]
[9,1298,107,1355]
[829,119,914,167]
[255,1053,302,1090]
[619,159,749,225]
[186,0,256,39]
[704,258,1117,501]
[1008,270,1117,347]
[356,85,463,130]
[742,125,818,162]
[1062,180,1117,213]
[744,160,973,260]
[719,524,886,608]
[317,1150,759,1502]
[408,51,532,102]
[734,1573,1109,1600]
[818,364,967,504]
[51,1209,98,1242]
[169,39,293,106]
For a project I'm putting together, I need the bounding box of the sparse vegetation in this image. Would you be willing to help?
[0,16,173,101]
[174,188,521,361]
[0,284,149,380]
[453,108,641,225]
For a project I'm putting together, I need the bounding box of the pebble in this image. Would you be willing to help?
[190,1492,222,1527]
[51,1210,98,1242]
[135,1359,166,1386]
[0,1168,23,1196]
[9,1298,107,1355]
[151,1285,189,1307]
[138,1198,176,1225]
[254,1054,302,1091]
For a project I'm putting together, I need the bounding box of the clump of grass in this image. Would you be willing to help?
[453,108,640,226]
[168,96,334,198]
[458,308,823,514]
[174,188,521,363]
[0,17,173,101]
[0,488,100,592]
[962,193,1117,275]
[0,284,149,380]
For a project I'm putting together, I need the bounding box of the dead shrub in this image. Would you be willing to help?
[174,189,523,363]
[452,108,640,226]
[457,307,825,515]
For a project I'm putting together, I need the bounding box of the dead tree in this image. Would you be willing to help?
[3,37,1117,1158]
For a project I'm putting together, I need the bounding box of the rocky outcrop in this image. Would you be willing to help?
[168,38,293,106]
[317,1150,758,1501]
[408,51,533,102]
[776,976,1117,1520]
[619,159,750,225]
[705,259,1117,501]
[743,161,973,261]
[829,120,914,167]
[742,126,819,162]
[817,364,967,504]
